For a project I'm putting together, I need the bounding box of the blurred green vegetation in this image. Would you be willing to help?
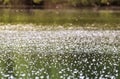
[0,0,119,9]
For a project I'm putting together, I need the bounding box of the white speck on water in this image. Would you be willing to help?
[0,30,119,54]
[35,76,39,79]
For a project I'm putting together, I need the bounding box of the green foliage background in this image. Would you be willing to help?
[0,0,119,8]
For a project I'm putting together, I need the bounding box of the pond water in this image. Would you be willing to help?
[0,9,120,27]
[0,9,120,79]
[0,30,120,79]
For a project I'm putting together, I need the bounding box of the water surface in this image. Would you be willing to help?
[0,30,120,79]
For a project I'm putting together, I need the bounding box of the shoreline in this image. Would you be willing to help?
[0,5,120,10]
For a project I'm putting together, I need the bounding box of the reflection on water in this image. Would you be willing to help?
[0,30,120,79]
[0,9,120,26]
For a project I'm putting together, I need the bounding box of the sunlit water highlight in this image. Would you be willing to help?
[0,30,120,79]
